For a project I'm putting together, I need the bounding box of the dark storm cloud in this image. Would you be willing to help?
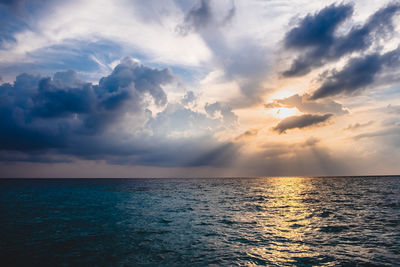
[272,113,333,134]
[0,57,171,145]
[0,58,238,167]
[283,3,353,76]
[285,3,352,49]
[283,3,400,77]
[265,94,348,115]
[311,47,400,99]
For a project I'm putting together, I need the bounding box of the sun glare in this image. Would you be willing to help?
[269,89,296,100]
[271,107,298,119]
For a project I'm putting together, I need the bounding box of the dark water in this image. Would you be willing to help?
[1,177,399,266]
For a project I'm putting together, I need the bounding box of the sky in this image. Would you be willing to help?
[0,0,400,178]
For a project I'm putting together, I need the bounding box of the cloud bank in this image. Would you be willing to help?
[0,57,238,167]
[311,47,400,99]
[283,3,400,77]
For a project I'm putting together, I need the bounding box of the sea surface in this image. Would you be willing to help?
[1,176,399,266]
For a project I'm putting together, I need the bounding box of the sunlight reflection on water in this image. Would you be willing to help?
[262,177,317,263]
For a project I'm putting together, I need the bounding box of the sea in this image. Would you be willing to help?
[0,176,399,266]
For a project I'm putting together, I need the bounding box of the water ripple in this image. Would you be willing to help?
[1,176,399,266]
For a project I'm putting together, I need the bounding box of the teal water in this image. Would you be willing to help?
[1,177,399,266]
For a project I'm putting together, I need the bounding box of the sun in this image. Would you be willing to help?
[271,107,299,119]
[269,89,295,100]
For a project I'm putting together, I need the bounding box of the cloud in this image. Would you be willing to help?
[285,3,352,49]
[233,136,354,176]
[176,0,236,35]
[343,121,374,131]
[0,39,127,82]
[0,1,31,48]
[259,137,320,158]
[148,102,219,137]
[0,57,172,144]
[177,0,269,108]
[272,113,333,134]
[353,127,400,140]
[311,47,400,99]
[387,104,400,114]
[234,128,258,141]
[0,58,238,167]
[223,40,271,108]
[176,0,212,35]
[283,3,400,77]
[265,93,348,115]
[180,90,196,106]
[205,101,238,125]
[189,142,238,167]
[221,1,236,26]
[0,0,212,74]
[301,136,320,147]
[0,0,35,13]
